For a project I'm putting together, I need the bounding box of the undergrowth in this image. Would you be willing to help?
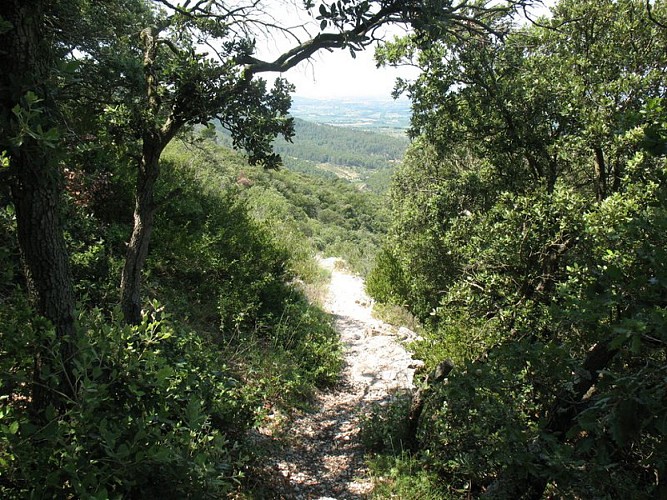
[367,452,447,500]
[0,135,346,496]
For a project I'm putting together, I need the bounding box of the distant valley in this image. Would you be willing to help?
[216,97,411,192]
[289,96,412,132]
[273,118,409,192]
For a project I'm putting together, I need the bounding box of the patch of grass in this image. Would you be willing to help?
[221,290,342,412]
[359,395,412,453]
[367,452,447,499]
[291,261,331,308]
[371,302,423,334]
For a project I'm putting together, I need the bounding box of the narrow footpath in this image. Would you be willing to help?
[259,257,423,499]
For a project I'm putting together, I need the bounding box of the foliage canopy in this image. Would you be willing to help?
[368,0,667,496]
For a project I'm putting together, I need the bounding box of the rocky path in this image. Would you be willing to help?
[260,257,423,499]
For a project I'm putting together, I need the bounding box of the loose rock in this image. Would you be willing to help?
[255,257,423,499]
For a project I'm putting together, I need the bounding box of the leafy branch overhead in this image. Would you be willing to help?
[152,0,535,74]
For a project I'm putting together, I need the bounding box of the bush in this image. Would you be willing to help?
[359,395,412,453]
[1,304,256,498]
[404,178,667,497]
[366,247,409,305]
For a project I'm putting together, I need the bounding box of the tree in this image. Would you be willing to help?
[0,0,537,415]
[100,0,537,324]
[0,0,78,414]
[379,0,667,199]
[369,0,667,496]
[375,0,667,318]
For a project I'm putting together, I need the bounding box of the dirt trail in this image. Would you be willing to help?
[260,257,423,499]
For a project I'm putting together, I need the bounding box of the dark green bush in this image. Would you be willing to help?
[406,177,667,497]
[1,304,255,498]
[365,247,409,305]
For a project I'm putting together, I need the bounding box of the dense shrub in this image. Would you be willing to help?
[1,132,353,496]
[367,1,667,494]
[365,247,408,305]
[1,305,255,498]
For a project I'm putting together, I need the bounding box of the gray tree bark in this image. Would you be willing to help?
[0,0,77,412]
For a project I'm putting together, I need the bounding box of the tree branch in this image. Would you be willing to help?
[646,0,667,29]
[239,3,403,77]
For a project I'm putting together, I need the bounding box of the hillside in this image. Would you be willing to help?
[3,1,667,499]
[217,115,410,192]
[272,118,409,191]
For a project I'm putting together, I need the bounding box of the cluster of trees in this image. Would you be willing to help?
[367,0,667,497]
[273,118,409,171]
[218,116,409,192]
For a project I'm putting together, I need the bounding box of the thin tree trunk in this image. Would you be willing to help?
[118,27,184,324]
[120,138,161,325]
[593,145,607,201]
[405,359,454,450]
[611,156,622,193]
[0,0,77,413]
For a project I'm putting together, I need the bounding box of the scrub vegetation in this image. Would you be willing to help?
[1,0,666,498]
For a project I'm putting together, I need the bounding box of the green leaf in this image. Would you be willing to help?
[116,443,130,459]
[7,421,19,435]
[155,366,173,383]
[24,91,41,107]
[0,150,9,169]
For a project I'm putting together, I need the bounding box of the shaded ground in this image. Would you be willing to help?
[253,257,422,499]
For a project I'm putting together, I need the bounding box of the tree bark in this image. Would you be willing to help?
[119,27,182,324]
[120,137,161,325]
[0,1,77,412]
[118,28,158,325]
[593,145,607,201]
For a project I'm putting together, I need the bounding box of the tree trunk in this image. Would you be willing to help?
[593,145,607,201]
[118,27,184,324]
[120,138,161,325]
[611,155,622,194]
[0,1,77,413]
[119,27,162,325]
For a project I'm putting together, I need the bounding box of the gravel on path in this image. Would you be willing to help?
[254,257,423,499]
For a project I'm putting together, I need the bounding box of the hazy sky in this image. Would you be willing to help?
[258,1,554,100]
[277,43,417,100]
[256,1,417,100]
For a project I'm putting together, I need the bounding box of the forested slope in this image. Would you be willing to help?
[274,118,408,171]
[2,0,666,498]
[171,137,389,276]
[219,117,410,192]
[0,131,363,496]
